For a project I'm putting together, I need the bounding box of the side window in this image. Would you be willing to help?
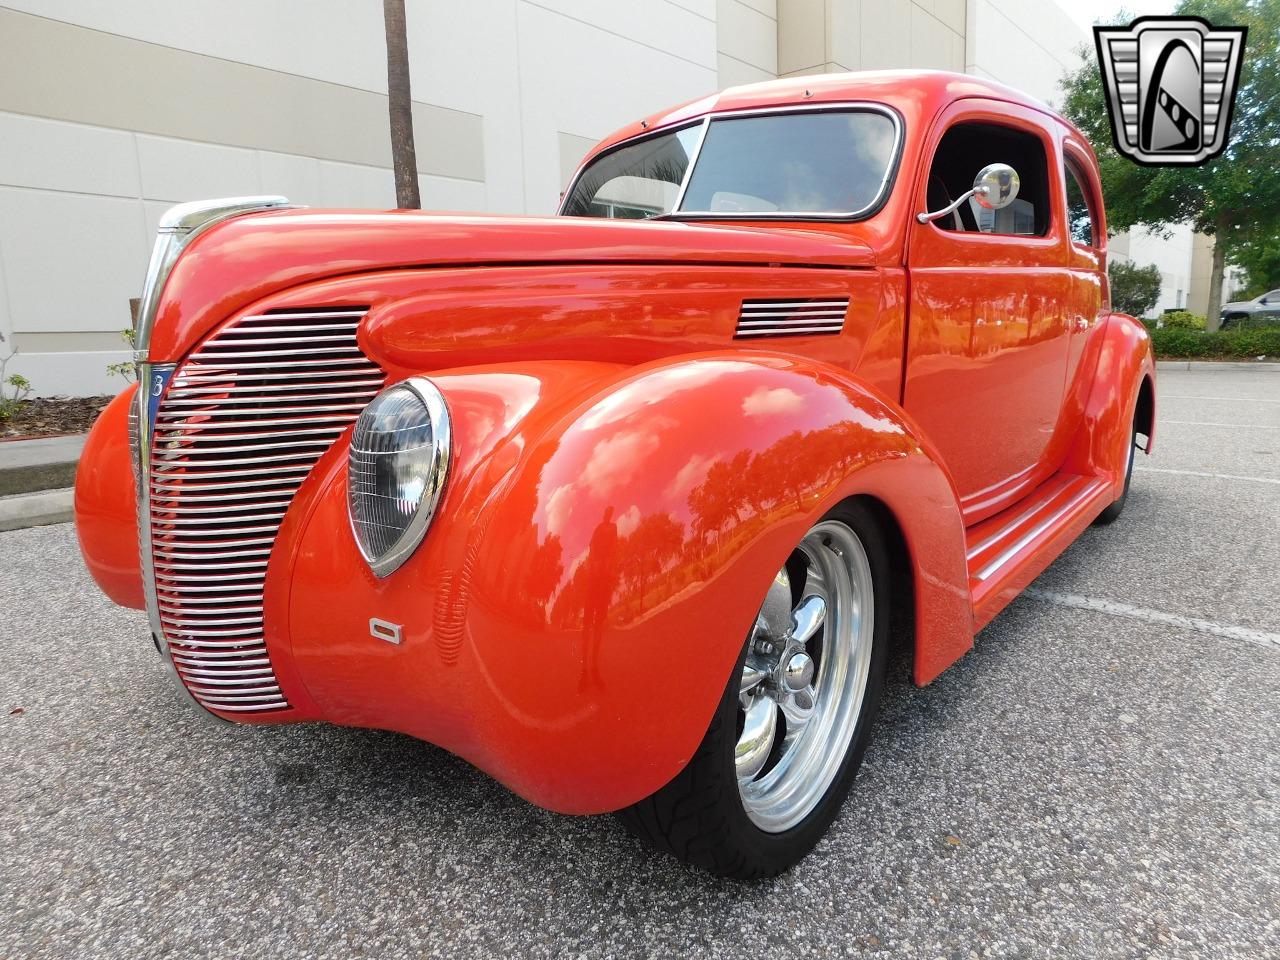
[1064,161,1097,247]
[924,121,1050,237]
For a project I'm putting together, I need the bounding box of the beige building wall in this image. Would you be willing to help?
[718,0,779,87]
[1187,232,1246,316]
[1188,232,1216,316]
[778,0,965,76]
[5,0,1171,396]
[966,0,1084,107]
[0,0,722,396]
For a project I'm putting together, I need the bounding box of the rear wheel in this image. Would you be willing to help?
[1094,418,1138,525]
[618,502,890,879]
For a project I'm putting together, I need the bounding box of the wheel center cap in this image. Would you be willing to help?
[783,652,814,691]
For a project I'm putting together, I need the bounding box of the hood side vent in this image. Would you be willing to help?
[734,298,849,338]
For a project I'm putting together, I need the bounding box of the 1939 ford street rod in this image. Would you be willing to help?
[76,71,1154,878]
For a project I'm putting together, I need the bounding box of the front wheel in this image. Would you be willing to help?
[618,502,890,879]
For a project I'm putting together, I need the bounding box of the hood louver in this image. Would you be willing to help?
[734,298,849,338]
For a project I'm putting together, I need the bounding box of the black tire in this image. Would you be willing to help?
[1094,419,1138,525]
[617,501,891,879]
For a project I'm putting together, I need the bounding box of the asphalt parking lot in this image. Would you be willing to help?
[2,365,1277,960]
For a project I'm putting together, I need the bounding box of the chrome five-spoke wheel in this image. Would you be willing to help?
[620,504,889,879]
[735,521,876,833]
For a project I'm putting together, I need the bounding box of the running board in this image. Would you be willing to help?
[965,472,1113,630]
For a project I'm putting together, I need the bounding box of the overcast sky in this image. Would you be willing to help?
[1063,0,1178,35]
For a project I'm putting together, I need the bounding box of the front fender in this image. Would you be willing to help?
[75,386,144,610]
[279,353,971,814]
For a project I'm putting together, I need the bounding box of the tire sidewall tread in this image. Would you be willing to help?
[618,500,892,879]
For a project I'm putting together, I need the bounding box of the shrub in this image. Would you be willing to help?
[1109,260,1163,317]
[1151,327,1212,357]
[0,332,33,421]
[1228,313,1280,331]
[1151,326,1280,359]
[106,328,137,383]
[1160,310,1207,330]
[1225,327,1280,357]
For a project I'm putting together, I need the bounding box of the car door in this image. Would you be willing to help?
[1059,137,1109,454]
[904,100,1073,523]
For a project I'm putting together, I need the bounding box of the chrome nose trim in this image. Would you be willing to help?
[133,196,291,721]
[134,196,291,364]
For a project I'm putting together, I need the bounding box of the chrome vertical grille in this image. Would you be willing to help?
[734,298,850,338]
[147,307,384,714]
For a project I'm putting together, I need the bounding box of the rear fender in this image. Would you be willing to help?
[1063,313,1155,491]
[281,352,972,814]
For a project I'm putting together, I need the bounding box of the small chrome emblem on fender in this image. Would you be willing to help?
[369,618,403,645]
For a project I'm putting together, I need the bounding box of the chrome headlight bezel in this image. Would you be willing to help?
[347,376,452,578]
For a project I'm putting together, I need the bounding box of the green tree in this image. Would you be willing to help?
[1060,0,1280,330]
[1230,231,1280,297]
[1109,260,1164,316]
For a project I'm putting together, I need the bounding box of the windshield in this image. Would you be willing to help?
[561,108,899,220]
[560,125,702,219]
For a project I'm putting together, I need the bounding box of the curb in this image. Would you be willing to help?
[1156,360,1280,371]
[0,433,86,496]
[0,487,74,532]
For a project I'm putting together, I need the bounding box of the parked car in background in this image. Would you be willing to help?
[75,71,1154,879]
[1221,289,1280,328]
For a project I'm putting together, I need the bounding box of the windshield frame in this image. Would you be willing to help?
[558,101,905,223]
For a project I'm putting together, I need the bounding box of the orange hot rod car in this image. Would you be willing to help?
[76,71,1154,878]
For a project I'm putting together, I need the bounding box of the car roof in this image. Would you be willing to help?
[588,70,1076,159]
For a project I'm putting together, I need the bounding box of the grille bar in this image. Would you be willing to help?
[146,307,383,714]
[734,297,849,339]
[155,418,361,432]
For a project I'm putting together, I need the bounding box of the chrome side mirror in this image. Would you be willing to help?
[971,163,1020,210]
[916,162,1021,224]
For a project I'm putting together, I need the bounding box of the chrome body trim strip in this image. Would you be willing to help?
[735,326,846,337]
[973,478,1110,582]
[737,321,844,330]
[669,115,711,214]
[229,310,368,322]
[734,297,849,339]
[739,300,850,309]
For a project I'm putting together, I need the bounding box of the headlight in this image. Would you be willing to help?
[348,377,451,577]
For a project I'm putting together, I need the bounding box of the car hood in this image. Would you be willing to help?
[1221,300,1254,312]
[148,211,878,359]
